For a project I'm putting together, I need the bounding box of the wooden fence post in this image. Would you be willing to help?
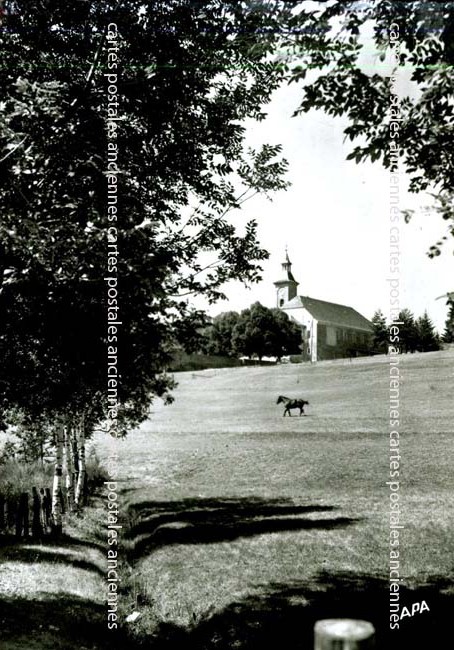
[32,487,43,539]
[14,500,21,538]
[0,488,56,540]
[43,487,52,532]
[15,492,29,539]
[0,484,67,541]
[22,492,29,538]
[7,496,17,532]
[314,619,375,650]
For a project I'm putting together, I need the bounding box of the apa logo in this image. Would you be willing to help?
[400,601,430,620]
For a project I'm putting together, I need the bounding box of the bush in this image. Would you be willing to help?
[0,458,54,497]
[0,445,109,498]
[85,447,110,489]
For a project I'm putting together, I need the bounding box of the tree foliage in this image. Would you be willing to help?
[415,311,440,351]
[371,308,388,353]
[0,409,53,464]
[0,1,295,430]
[286,1,454,256]
[397,308,419,353]
[231,302,302,360]
[204,303,302,360]
[204,311,241,357]
[372,307,441,353]
[443,300,454,343]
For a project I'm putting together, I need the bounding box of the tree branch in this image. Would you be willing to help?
[70,1,123,109]
[0,136,28,164]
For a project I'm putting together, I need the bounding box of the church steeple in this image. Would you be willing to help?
[274,248,299,307]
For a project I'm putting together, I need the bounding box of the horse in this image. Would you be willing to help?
[276,395,309,417]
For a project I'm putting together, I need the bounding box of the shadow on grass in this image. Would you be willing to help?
[0,527,106,557]
[0,542,105,578]
[125,497,359,560]
[139,571,454,650]
[0,521,137,649]
[0,594,137,650]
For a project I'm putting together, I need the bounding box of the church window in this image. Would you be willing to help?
[326,326,337,346]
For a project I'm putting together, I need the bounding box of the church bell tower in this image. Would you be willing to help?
[274,249,299,307]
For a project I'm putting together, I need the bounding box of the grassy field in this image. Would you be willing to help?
[93,348,454,648]
[0,459,130,650]
[1,350,453,649]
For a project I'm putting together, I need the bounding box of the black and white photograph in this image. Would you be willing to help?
[0,2,453,649]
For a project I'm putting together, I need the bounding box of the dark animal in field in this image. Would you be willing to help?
[276,395,310,416]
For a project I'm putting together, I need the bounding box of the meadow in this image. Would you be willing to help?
[96,348,454,648]
[1,350,453,649]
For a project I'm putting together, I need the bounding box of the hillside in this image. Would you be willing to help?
[93,348,454,649]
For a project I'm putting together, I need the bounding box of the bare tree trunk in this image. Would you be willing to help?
[51,423,64,535]
[71,426,79,487]
[74,417,86,509]
[64,423,74,511]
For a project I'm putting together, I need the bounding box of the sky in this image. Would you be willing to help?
[203,78,453,334]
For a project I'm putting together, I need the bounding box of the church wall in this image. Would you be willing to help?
[281,306,317,362]
[316,323,373,360]
[281,307,372,362]
[274,253,372,362]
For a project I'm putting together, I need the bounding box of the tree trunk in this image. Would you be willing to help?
[71,426,79,487]
[74,417,86,509]
[64,423,74,511]
[51,424,64,535]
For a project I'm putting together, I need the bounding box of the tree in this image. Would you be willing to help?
[232,302,301,360]
[286,2,454,256]
[0,3,294,416]
[443,301,454,343]
[0,409,53,465]
[0,1,296,527]
[371,309,388,353]
[204,312,241,357]
[269,308,304,360]
[415,311,440,352]
[398,309,418,353]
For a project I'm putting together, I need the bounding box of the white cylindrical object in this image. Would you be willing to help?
[314,619,375,649]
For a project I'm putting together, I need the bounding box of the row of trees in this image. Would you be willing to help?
[0,1,297,531]
[203,303,302,361]
[205,304,448,361]
[371,309,443,354]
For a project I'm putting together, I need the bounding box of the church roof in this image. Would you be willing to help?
[274,270,297,284]
[274,249,298,284]
[282,295,373,331]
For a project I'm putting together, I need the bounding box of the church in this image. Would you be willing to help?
[274,251,373,362]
